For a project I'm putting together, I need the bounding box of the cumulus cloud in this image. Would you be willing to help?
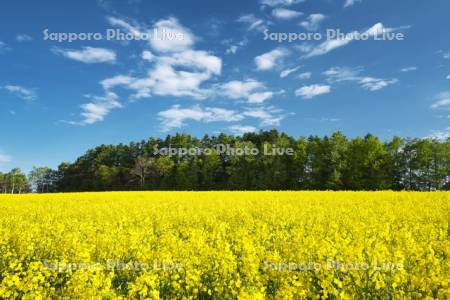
[53,47,116,63]
[358,77,398,91]
[158,105,243,131]
[157,104,288,132]
[108,16,195,53]
[299,14,326,31]
[242,106,287,126]
[72,92,122,125]
[100,17,222,100]
[71,16,316,126]
[101,49,221,100]
[69,17,225,125]
[150,17,195,53]
[141,50,155,61]
[272,8,303,20]
[295,84,331,99]
[158,50,222,75]
[229,125,257,135]
[324,67,398,91]
[297,72,312,80]
[219,79,274,103]
[255,48,288,71]
[344,0,362,7]
[68,17,222,125]
[100,75,134,90]
[2,85,36,101]
[431,92,450,109]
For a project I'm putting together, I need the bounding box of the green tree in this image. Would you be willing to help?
[8,168,29,194]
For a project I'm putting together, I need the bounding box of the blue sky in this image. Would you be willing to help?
[0,0,449,172]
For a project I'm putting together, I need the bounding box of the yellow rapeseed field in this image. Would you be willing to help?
[0,192,449,299]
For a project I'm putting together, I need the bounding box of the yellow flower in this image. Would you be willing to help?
[0,191,448,298]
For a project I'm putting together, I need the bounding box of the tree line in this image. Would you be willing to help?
[1,131,449,193]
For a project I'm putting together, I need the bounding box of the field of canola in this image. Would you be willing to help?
[0,191,449,299]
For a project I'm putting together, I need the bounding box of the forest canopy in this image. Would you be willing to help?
[1,130,449,193]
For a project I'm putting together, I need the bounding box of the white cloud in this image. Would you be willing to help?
[323,66,362,82]
[220,79,273,103]
[101,17,221,101]
[280,66,301,78]
[344,0,362,8]
[100,75,134,90]
[242,106,286,126]
[158,105,288,131]
[0,41,11,53]
[220,80,264,99]
[324,67,398,91]
[400,66,418,72]
[226,45,238,55]
[446,75,450,80]
[73,92,122,125]
[107,16,143,37]
[303,32,357,58]
[237,14,267,32]
[158,50,222,75]
[229,125,257,135]
[303,23,406,58]
[69,17,220,125]
[2,85,36,101]
[358,77,398,91]
[101,49,221,100]
[260,0,303,7]
[272,8,303,20]
[108,15,194,53]
[16,34,32,42]
[295,84,331,99]
[299,14,326,31]
[158,105,243,131]
[297,72,312,80]
[248,92,274,104]
[363,23,407,37]
[142,50,154,61]
[443,52,450,59]
[53,47,116,63]
[255,48,288,71]
[431,92,450,109]
[224,39,247,55]
[150,17,195,53]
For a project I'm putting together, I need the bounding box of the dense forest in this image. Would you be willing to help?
[1,131,449,193]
